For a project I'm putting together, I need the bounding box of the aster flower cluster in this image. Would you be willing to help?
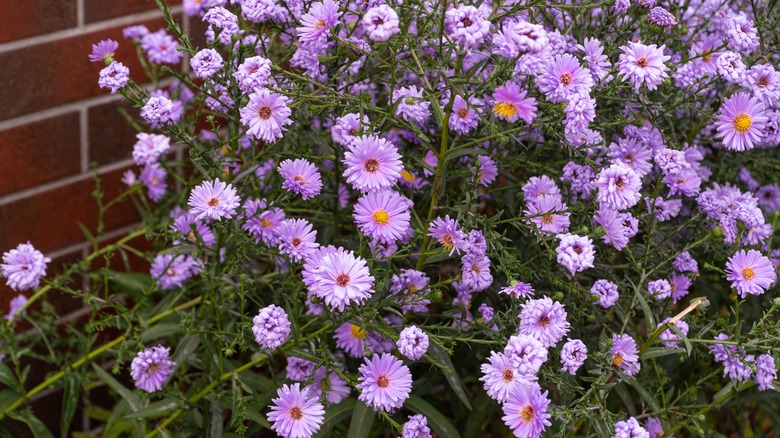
[16,0,779,436]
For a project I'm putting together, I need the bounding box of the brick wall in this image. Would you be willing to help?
[0,1,192,309]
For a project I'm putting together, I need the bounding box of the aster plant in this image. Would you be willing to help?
[2,0,780,436]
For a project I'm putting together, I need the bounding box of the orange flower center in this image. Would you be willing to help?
[493,102,518,119]
[289,406,303,420]
[372,209,390,225]
[612,352,624,366]
[377,375,390,388]
[560,72,573,85]
[742,267,755,280]
[364,159,379,172]
[258,106,272,119]
[350,324,366,339]
[520,404,535,423]
[261,218,273,228]
[441,234,454,249]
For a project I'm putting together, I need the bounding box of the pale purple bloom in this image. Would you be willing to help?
[504,334,548,376]
[556,233,595,275]
[332,113,370,146]
[647,7,677,30]
[203,6,240,45]
[611,333,640,377]
[268,383,325,438]
[187,179,241,221]
[190,48,223,79]
[353,190,411,243]
[609,136,652,177]
[562,162,595,199]
[492,81,537,124]
[242,198,285,246]
[428,215,467,256]
[286,357,316,381]
[132,133,170,166]
[710,333,754,382]
[89,39,118,63]
[725,12,760,54]
[673,251,698,273]
[150,253,201,289]
[390,269,431,313]
[2,242,50,291]
[461,254,493,292]
[614,417,649,438]
[591,279,619,308]
[596,162,642,211]
[140,96,174,128]
[644,197,681,222]
[617,41,671,92]
[278,158,323,200]
[240,88,293,143]
[252,304,291,350]
[357,353,412,412]
[98,61,130,94]
[500,281,535,299]
[501,383,551,438]
[343,135,403,192]
[362,5,400,42]
[525,195,570,234]
[308,249,374,311]
[714,92,768,152]
[306,366,351,405]
[537,54,594,103]
[657,317,690,349]
[560,339,588,375]
[716,51,746,84]
[402,414,431,438]
[445,6,490,48]
[518,297,570,348]
[394,86,431,125]
[396,326,429,360]
[278,219,319,263]
[579,37,612,83]
[754,354,777,391]
[480,351,535,403]
[647,279,671,300]
[141,30,182,64]
[130,345,175,393]
[296,0,341,48]
[645,418,666,438]
[123,25,148,41]
[668,273,692,304]
[725,249,776,298]
[563,92,596,135]
[5,294,27,322]
[449,95,481,134]
[234,56,272,93]
[745,65,780,106]
[593,207,633,251]
[334,322,367,357]
[171,211,216,246]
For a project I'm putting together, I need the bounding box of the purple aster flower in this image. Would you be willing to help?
[332,113,370,147]
[673,251,698,273]
[362,5,400,42]
[278,158,323,200]
[240,88,293,143]
[445,6,491,48]
[252,304,291,350]
[171,211,216,246]
[234,56,272,93]
[190,48,223,79]
[647,279,672,300]
[397,326,429,360]
[98,61,130,94]
[716,51,746,84]
[644,197,681,222]
[309,248,374,311]
[353,190,411,243]
[150,253,201,289]
[89,39,118,63]
[343,135,403,193]
[714,92,768,152]
[537,54,594,103]
[334,322,367,357]
[611,333,640,377]
[242,198,285,246]
[668,273,692,304]
[556,233,595,275]
[461,254,493,292]
[645,418,666,438]
[502,383,552,438]
[132,133,170,166]
[141,30,182,64]
[591,279,619,308]
[614,417,649,438]
[357,353,412,412]
[449,95,481,134]
[754,354,777,391]
[240,0,283,23]
[745,65,780,107]
[593,207,632,251]
[464,229,488,257]
[525,195,570,235]
[725,249,776,298]
[479,303,495,325]
[480,351,535,403]
[203,6,240,45]
[617,41,671,93]
[562,162,595,199]
[492,81,537,124]
[596,162,642,211]
[286,357,316,381]
[647,7,677,30]
[609,136,653,177]
[394,86,431,125]
[563,92,596,135]
[725,13,760,54]
[278,219,319,263]
[306,366,351,405]
[296,0,341,48]
[121,169,136,186]
[402,414,431,438]
[187,179,241,221]
[123,25,149,41]
[2,242,50,291]
[5,294,27,322]
[518,297,570,348]
[140,96,174,128]
[504,334,548,376]
[428,215,468,256]
[523,175,561,206]
[561,338,588,375]
[390,269,431,313]
[130,345,175,393]
[710,334,754,382]
[657,317,690,349]
[578,37,612,83]
[268,383,325,438]
[500,281,535,299]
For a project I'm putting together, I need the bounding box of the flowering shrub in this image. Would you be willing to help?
[2,0,780,436]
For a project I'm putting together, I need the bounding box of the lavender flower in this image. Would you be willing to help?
[614,417,649,438]
[714,92,768,152]
[518,297,570,348]
[150,254,201,290]
[2,243,51,291]
[296,0,341,48]
[190,48,223,79]
[334,322,367,357]
[394,86,431,125]
[130,345,175,393]
[240,89,293,143]
[308,248,374,311]
[268,383,325,438]
[560,339,588,375]
[252,305,291,350]
[278,219,320,263]
[647,279,672,300]
[480,351,535,402]
[353,190,411,243]
[590,279,619,308]
[611,333,640,377]
[362,5,400,42]
[356,353,412,412]
[98,61,130,94]
[658,318,690,349]
[396,326,429,360]
[286,357,316,381]
[501,383,552,438]
[504,334,549,376]
[444,6,491,48]
[402,414,432,438]
[5,294,27,322]
[617,41,670,93]
[187,179,241,221]
[343,135,403,193]
[492,81,537,124]
[647,7,677,30]
[725,249,777,298]
[754,354,777,391]
[140,96,174,128]
[89,39,118,63]
[537,53,594,103]
[556,233,595,275]
[234,56,272,93]
[596,162,642,211]
[428,215,468,256]
[278,158,323,200]
[141,30,182,64]
[132,133,170,166]
[140,164,167,202]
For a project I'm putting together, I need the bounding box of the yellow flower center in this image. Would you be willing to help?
[441,234,454,249]
[520,404,535,423]
[260,218,273,228]
[350,324,366,339]
[742,267,755,280]
[372,209,390,225]
[400,170,416,182]
[612,352,624,366]
[733,113,752,133]
[493,102,517,119]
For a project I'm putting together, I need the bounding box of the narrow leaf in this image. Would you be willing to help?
[641,347,683,359]
[426,342,473,410]
[60,375,81,438]
[92,363,142,413]
[140,323,182,343]
[172,334,201,373]
[8,409,54,438]
[406,396,461,438]
[314,399,356,437]
[209,400,223,438]
[0,362,21,393]
[125,398,182,419]
[346,400,375,438]
[668,323,693,357]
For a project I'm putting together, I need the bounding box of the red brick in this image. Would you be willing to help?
[0,1,77,44]
[0,16,179,120]
[0,167,140,255]
[84,0,182,23]
[88,100,138,166]
[0,113,82,196]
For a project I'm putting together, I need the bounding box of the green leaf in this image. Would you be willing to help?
[107,271,152,295]
[633,287,655,329]
[444,147,485,162]
[0,362,21,393]
[668,323,693,357]
[8,409,54,438]
[623,375,661,412]
[172,334,201,372]
[406,396,461,438]
[314,399,356,437]
[92,363,142,413]
[346,400,375,438]
[641,347,683,359]
[426,341,473,410]
[209,400,223,438]
[243,407,271,429]
[140,323,182,343]
[125,398,182,419]
[60,375,81,438]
